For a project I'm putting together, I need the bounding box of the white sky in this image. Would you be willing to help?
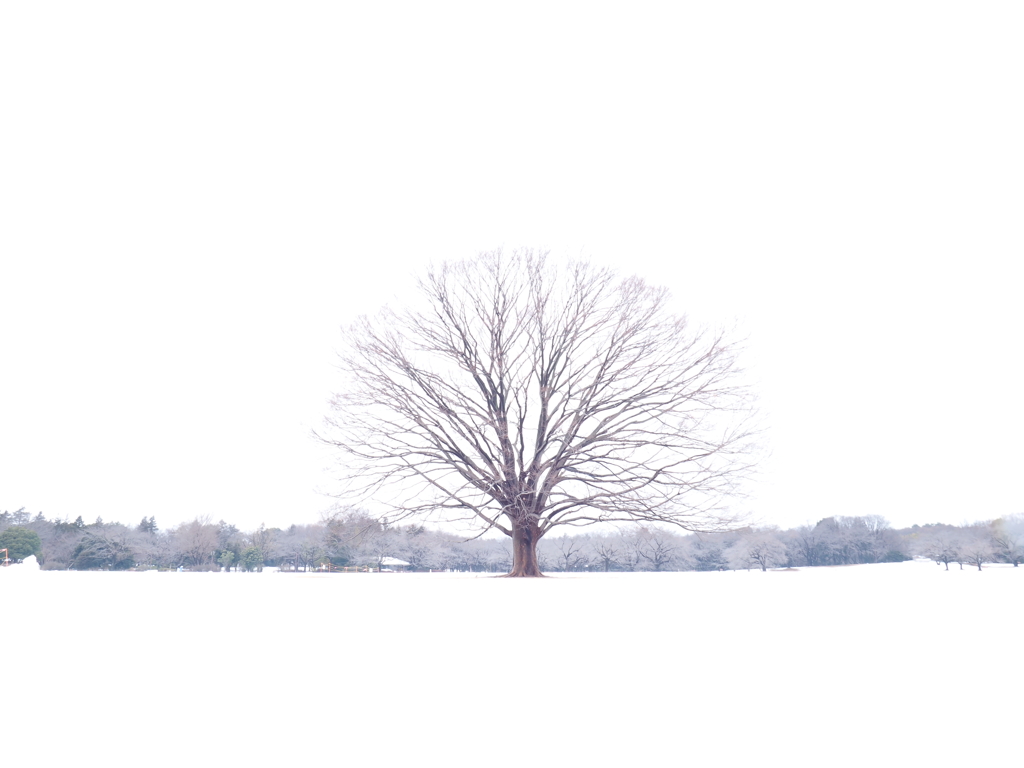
[2,2,1021,533]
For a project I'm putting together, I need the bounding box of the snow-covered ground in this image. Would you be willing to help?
[1,559,1019,766]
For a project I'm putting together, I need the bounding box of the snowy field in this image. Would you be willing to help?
[2,559,1019,766]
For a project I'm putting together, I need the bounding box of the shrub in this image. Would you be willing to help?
[879,550,911,563]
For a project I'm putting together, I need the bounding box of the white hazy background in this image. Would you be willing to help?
[2,2,1022,533]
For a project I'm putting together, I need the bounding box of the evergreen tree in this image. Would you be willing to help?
[240,546,263,572]
[0,526,43,561]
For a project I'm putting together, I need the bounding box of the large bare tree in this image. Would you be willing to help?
[319,250,757,576]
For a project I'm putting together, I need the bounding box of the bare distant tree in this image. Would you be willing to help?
[321,508,386,556]
[173,517,219,569]
[71,523,139,570]
[916,527,962,570]
[728,529,787,571]
[281,524,328,571]
[959,530,994,572]
[789,525,827,568]
[43,518,87,569]
[590,536,621,572]
[359,522,401,571]
[546,534,589,572]
[620,534,645,572]
[636,530,679,572]
[319,250,758,576]
[402,529,444,571]
[990,515,1023,567]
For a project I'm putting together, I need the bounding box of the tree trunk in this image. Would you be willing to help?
[507,522,544,577]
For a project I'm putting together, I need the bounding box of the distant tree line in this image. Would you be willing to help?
[2,508,1021,574]
[0,507,1019,573]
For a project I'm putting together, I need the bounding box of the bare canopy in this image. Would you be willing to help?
[319,250,758,576]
